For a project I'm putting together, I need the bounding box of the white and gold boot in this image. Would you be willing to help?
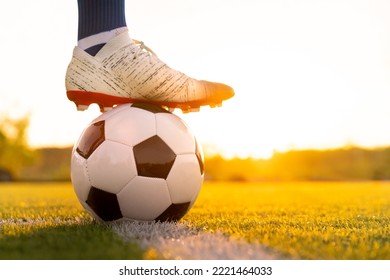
[66,31,234,113]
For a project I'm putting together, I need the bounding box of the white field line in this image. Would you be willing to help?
[0,217,85,226]
[0,218,282,259]
[110,221,282,260]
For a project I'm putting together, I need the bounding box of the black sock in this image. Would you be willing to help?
[77,0,127,55]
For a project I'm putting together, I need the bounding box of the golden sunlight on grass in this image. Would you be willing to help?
[184,181,390,259]
[1,182,388,259]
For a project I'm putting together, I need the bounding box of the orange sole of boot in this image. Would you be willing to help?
[67,90,224,113]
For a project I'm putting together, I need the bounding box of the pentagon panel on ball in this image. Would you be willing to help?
[133,135,176,179]
[70,103,204,223]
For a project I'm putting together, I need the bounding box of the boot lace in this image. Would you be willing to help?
[132,39,158,63]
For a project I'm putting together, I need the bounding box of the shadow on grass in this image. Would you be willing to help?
[0,223,144,260]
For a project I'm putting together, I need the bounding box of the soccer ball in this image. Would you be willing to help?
[70,103,204,223]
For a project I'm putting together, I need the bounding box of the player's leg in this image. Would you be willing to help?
[77,0,127,56]
[66,0,234,113]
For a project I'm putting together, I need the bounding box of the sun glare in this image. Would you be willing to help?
[2,0,390,160]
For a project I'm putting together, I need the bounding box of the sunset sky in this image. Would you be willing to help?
[1,0,390,158]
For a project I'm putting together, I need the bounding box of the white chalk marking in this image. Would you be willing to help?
[111,221,281,260]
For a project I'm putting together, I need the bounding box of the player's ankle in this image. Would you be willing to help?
[77,27,128,56]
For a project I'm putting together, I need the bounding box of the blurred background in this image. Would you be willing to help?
[1,0,390,182]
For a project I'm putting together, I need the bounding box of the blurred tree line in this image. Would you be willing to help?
[10,146,390,182]
[205,147,390,181]
[1,116,390,182]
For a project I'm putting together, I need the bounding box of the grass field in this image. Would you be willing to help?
[0,181,389,259]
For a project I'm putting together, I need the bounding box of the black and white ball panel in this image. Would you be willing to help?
[104,106,156,147]
[86,187,122,222]
[155,113,196,155]
[155,202,191,222]
[118,177,172,221]
[76,120,105,159]
[195,139,205,175]
[166,154,203,204]
[71,151,90,203]
[87,140,137,194]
